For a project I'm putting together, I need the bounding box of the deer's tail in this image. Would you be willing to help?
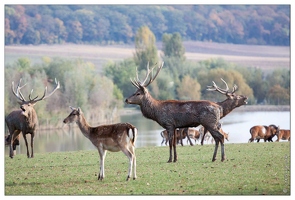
[126,123,137,146]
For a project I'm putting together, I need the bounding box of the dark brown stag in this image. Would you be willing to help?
[125,63,248,162]
[5,78,60,158]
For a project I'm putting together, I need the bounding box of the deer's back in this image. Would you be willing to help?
[155,100,221,128]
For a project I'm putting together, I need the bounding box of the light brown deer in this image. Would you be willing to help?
[125,62,247,162]
[160,128,193,146]
[183,128,200,145]
[5,78,60,158]
[248,125,278,143]
[63,106,137,181]
[200,126,229,144]
[275,126,290,142]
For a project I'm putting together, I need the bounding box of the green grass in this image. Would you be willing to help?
[5,142,290,195]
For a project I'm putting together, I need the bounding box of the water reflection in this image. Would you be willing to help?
[6,111,290,155]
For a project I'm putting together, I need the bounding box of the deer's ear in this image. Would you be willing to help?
[77,107,82,114]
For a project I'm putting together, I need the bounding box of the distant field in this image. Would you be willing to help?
[4,41,290,73]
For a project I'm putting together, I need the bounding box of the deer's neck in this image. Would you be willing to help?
[76,114,92,139]
[140,94,161,121]
[25,109,38,129]
[218,99,236,118]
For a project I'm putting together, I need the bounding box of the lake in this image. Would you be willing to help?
[6,110,290,156]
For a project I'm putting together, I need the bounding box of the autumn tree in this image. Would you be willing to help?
[177,75,201,100]
[267,84,290,105]
[133,26,159,71]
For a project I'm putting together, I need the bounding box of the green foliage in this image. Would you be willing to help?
[177,75,201,100]
[162,32,186,60]
[5,5,290,46]
[5,142,290,195]
[5,57,123,127]
[133,26,159,71]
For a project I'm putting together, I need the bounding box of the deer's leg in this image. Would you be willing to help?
[22,133,30,158]
[167,129,174,163]
[173,129,177,162]
[98,149,106,180]
[186,129,194,146]
[122,148,134,181]
[131,146,137,180]
[201,129,207,145]
[30,133,34,158]
[208,128,225,162]
[9,130,20,158]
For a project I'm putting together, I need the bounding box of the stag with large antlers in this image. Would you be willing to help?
[125,62,247,162]
[5,79,60,158]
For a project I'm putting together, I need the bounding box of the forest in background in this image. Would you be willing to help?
[4,5,290,128]
[5,5,290,46]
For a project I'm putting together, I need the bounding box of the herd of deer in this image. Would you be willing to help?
[5,62,290,181]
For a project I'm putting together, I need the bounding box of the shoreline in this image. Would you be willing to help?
[119,105,290,116]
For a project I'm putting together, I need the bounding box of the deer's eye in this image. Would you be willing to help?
[136,93,141,96]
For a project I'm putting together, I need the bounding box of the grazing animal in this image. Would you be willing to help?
[160,128,193,146]
[5,79,60,158]
[63,106,137,181]
[184,128,200,144]
[125,62,247,162]
[248,125,278,143]
[275,127,290,142]
[200,126,229,144]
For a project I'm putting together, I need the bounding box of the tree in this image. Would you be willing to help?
[176,75,201,100]
[133,26,159,71]
[162,32,185,60]
[267,84,290,105]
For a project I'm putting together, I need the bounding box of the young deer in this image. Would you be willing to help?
[5,78,60,158]
[63,107,137,181]
[125,62,248,162]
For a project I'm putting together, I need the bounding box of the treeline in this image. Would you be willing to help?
[5,26,290,127]
[5,5,290,46]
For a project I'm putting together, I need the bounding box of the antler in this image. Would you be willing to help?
[11,78,27,102]
[130,62,164,88]
[207,78,238,95]
[12,78,60,103]
[30,78,60,102]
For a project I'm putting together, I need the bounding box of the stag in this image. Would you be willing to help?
[5,78,60,158]
[125,62,247,162]
[63,107,137,181]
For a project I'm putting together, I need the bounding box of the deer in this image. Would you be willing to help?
[125,62,248,162]
[275,126,290,142]
[63,106,137,181]
[5,78,60,158]
[160,128,193,146]
[200,126,229,145]
[5,134,20,156]
[248,125,278,143]
[183,128,200,145]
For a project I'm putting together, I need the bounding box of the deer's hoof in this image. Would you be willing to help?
[212,158,216,162]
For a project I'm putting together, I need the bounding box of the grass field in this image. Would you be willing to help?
[5,142,290,195]
[4,41,290,73]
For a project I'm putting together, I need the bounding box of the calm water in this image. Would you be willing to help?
[6,110,290,155]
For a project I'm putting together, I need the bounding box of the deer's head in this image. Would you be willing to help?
[125,62,164,105]
[63,106,82,124]
[12,78,60,116]
[207,78,248,108]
